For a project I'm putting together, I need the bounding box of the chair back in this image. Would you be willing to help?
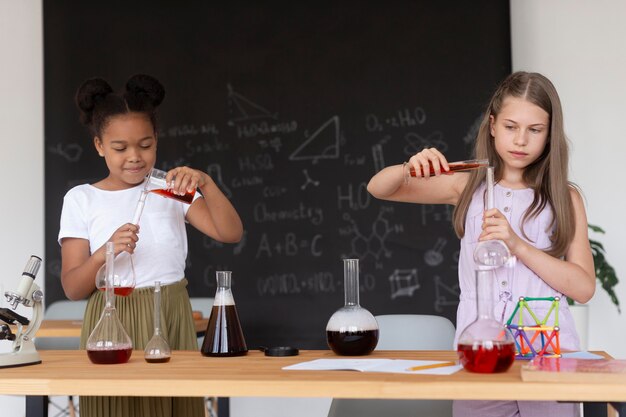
[34,299,88,350]
[375,314,455,350]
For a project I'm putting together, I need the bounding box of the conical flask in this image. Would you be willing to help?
[86,242,133,364]
[94,190,146,296]
[200,271,248,357]
[456,269,515,373]
[144,281,171,363]
[326,259,379,356]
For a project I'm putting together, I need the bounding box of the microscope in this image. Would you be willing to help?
[0,255,43,368]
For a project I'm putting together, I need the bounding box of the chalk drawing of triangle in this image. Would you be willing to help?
[227,84,277,125]
[289,116,340,163]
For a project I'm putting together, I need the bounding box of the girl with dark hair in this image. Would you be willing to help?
[58,74,243,417]
[367,71,595,417]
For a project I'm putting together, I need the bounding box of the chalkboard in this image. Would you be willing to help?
[44,1,511,349]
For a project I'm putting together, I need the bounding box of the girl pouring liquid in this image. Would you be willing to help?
[367,71,595,417]
[58,74,243,417]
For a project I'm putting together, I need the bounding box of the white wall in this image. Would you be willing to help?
[0,0,44,415]
[511,0,626,358]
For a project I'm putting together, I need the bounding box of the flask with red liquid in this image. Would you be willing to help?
[87,242,133,364]
[94,190,146,297]
[145,168,196,204]
[326,259,379,356]
[200,271,248,357]
[456,268,515,373]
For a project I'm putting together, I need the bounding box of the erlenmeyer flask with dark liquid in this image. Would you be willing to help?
[87,242,133,364]
[457,269,515,373]
[200,271,247,357]
[326,259,379,356]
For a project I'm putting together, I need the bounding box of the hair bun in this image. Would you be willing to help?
[125,74,165,108]
[75,78,113,123]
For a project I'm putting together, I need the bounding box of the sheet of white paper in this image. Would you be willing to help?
[282,358,461,375]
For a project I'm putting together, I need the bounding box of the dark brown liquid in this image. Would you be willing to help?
[87,347,132,364]
[409,161,488,177]
[145,356,171,363]
[151,188,195,204]
[201,304,248,357]
[326,329,379,356]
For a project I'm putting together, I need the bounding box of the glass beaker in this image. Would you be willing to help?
[457,269,515,373]
[200,271,248,357]
[144,281,171,363]
[145,168,196,204]
[473,166,511,268]
[87,242,133,364]
[326,259,379,356]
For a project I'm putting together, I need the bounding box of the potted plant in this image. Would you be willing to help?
[567,224,620,350]
[586,224,620,313]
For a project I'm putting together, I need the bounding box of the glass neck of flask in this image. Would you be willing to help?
[475,270,495,320]
[343,259,360,307]
[215,271,234,305]
[153,281,162,335]
[104,242,115,309]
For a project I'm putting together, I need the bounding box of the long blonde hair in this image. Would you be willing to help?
[453,71,575,258]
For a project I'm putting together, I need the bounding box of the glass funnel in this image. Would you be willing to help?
[473,166,511,268]
[326,259,379,356]
[200,271,248,357]
[456,269,515,373]
[144,281,171,363]
[94,190,146,296]
[87,242,133,364]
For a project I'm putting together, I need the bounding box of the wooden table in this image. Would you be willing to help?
[0,350,622,417]
[31,318,209,338]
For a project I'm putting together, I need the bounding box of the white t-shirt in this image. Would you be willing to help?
[58,182,200,288]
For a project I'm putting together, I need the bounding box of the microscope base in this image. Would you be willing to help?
[0,351,41,368]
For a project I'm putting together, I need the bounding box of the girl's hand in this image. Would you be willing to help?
[105,223,140,256]
[478,208,523,254]
[406,148,450,179]
[166,166,209,196]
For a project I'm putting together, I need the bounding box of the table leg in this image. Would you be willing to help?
[217,397,230,417]
[25,395,47,417]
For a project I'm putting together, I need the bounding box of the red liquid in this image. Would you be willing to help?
[457,342,515,373]
[145,356,171,363]
[151,188,195,204]
[409,161,488,177]
[98,286,134,296]
[326,329,379,356]
[201,304,248,357]
[87,347,132,364]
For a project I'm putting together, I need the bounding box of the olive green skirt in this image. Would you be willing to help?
[79,278,204,417]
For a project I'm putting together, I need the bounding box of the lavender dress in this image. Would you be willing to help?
[453,183,580,417]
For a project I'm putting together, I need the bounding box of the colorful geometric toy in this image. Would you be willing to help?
[505,296,561,360]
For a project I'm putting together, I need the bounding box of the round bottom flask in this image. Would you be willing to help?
[457,270,515,373]
[326,259,379,356]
